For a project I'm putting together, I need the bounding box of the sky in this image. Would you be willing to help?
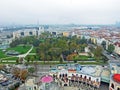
[0,0,120,25]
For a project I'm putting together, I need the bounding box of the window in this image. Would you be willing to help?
[111,83,114,89]
[96,78,99,82]
[89,77,91,80]
[117,87,120,90]
[28,87,32,90]
[21,32,24,36]
[34,86,37,90]
[29,32,33,35]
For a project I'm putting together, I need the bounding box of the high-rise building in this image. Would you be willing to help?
[12,26,44,39]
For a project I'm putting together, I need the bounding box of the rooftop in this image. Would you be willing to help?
[50,64,103,77]
[112,74,120,83]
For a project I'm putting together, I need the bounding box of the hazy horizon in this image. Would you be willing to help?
[0,0,120,25]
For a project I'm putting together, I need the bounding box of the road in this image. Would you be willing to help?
[103,50,120,61]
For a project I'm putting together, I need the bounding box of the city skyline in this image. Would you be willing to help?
[0,0,120,25]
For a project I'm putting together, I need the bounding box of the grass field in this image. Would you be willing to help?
[7,45,31,54]
[2,57,18,60]
[0,50,7,58]
[30,47,36,53]
[0,45,31,59]
[74,55,94,61]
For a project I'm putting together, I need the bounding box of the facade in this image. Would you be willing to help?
[109,61,120,90]
[90,37,97,44]
[49,64,102,88]
[114,42,120,55]
[13,26,44,39]
[84,46,90,52]
[25,78,38,90]
[109,74,120,90]
[0,38,12,49]
[62,32,70,37]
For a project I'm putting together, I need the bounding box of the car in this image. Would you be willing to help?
[110,54,113,56]
[8,80,13,84]
[110,54,116,58]
[106,52,110,55]
[1,70,5,74]
[0,80,5,84]
[1,81,9,86]
[1,80,13,86]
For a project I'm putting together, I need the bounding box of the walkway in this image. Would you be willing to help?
[16,45,33,58]
[0,45,33,62]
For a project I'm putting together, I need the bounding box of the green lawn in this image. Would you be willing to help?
[7,45,31,54]
[30,47,36,53]
[0,45,31,59]
[2,57,18,60]
[78,61,106,65]
[0,62,16,64]
[0,50,7,58]
[74,55,94,61]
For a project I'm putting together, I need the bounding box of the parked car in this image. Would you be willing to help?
[110,54,116,58]
[1,80,9,86]
[1,80,13,86]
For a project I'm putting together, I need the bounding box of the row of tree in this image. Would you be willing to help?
[101,41,115,53]
[10,36,40,47]
[37,35,88,63]
[10,33,88,63]
[10,32,110,63]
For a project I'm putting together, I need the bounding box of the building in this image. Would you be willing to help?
[0,38,12,49]
[109,61,120,90]
[62,32,70,37]
[49,64,102,88]
[13,26,44,39]
[109,74,120,90]
[114,42,120,55]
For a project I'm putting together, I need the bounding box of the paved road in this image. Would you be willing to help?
[103,51,120,62]
[100,82,109,90]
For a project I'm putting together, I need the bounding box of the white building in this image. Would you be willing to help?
[13,26,44,39]
[96,38,106,45]
[84,46,90,53]
[109,74,120,90]
[109,61,120,90]
[114,42,120,55]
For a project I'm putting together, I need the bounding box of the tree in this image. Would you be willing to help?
[26,56,30,63]
[16,59,19,64]
[0,64,5,70]
[79,36,87,44]
[93,46,103,61]
[88,38,92,44]
[80,44,87,52]
[38,40,50,63]
[12,68,20,77]
[30,56,34,63]
[20,69,28,81]
[101,41,106,50]
[107,44,115,54]
[28,67,35,75]
[74,59,77,63]
[59,57,63,64]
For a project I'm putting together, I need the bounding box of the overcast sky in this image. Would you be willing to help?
[0,0,120,25]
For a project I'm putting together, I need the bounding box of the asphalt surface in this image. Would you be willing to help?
[100,82,109,90]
